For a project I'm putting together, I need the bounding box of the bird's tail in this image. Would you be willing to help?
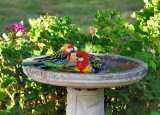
[21,62,43,66]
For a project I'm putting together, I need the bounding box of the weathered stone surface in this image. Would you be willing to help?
[22,53,148,89]
[66,88,104,115]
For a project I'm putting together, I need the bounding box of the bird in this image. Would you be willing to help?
[75,51,102,73]
[21,43,74,68]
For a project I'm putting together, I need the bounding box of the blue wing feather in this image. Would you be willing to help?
[90,65,96,72]
[54,59,67,65]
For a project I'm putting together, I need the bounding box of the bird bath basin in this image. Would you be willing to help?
[22,53,148,115]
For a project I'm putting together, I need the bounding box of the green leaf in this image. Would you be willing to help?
[24,92,36,99]
[105,105,112,115]
[96,30,106,36]
[12,83,18,89]
[0,111,9,115]
[0,91,8,101]
[149,61,156,70]
[127,24,135,32]
[2,33,10,41]
[60,16,72,24]
[120,49,135,56]
[134,52,153,62]
[151,0,159,6]
[124,39,142,51]
[131,12,136,18]
[150,112,160,115]
[135,82,143,90]
[3,77,14,87]
[7,105,14,111]
[45,30,51,38]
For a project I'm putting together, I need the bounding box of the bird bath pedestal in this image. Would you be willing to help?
[22,53,148,115]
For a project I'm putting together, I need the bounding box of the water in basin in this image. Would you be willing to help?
[26,53,139,74]
[35,65,125,74]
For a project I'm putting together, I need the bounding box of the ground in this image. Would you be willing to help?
[0,0,144,34]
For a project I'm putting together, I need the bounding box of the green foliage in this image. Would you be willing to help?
[129,1,160,114]
[0,0,160,114]
[28,14,87,54]
[92,1,160,114]
[93,9,135,54]
[0,16,76,114]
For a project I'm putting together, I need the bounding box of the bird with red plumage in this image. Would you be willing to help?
[75,51,102,73]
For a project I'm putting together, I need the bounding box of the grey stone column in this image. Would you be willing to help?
[66,87,104,115]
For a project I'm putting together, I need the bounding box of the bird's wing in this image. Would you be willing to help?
[88,54,102,70]
[44,50,68,64]
[33,50,68,64]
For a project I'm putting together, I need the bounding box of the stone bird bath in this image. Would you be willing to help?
[22,53,148,115]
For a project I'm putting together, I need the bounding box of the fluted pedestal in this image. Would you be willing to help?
[66,87,104,115]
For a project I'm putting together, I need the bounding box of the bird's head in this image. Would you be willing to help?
[61,43,74,55]
[76,51,88,61]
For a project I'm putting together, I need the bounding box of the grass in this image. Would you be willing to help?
[0,0,144,35]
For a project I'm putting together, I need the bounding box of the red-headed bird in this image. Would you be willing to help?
[75,51,102,72]
[21,43,74,68]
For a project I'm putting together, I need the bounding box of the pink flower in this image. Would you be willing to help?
[4,25,9,32]
[86,50,92,54]
[4,22,24,32]
[89,26,95,34]
[10,22,24,31]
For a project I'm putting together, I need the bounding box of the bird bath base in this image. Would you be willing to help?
[67,88,104,115]
[22,53,148,115]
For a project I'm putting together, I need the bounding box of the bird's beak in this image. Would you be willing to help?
[66,48,74,53]
[69,48,74,53]
[72,48,75,52]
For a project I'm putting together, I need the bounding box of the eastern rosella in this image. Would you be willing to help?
[75,51,102,72]
[21,43,74,68]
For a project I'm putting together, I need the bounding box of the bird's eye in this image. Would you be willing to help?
[67,46,70,48]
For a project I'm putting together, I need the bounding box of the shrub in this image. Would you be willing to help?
[0,16,82,114]
[92,0,160,114]
[0,0,159,114]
